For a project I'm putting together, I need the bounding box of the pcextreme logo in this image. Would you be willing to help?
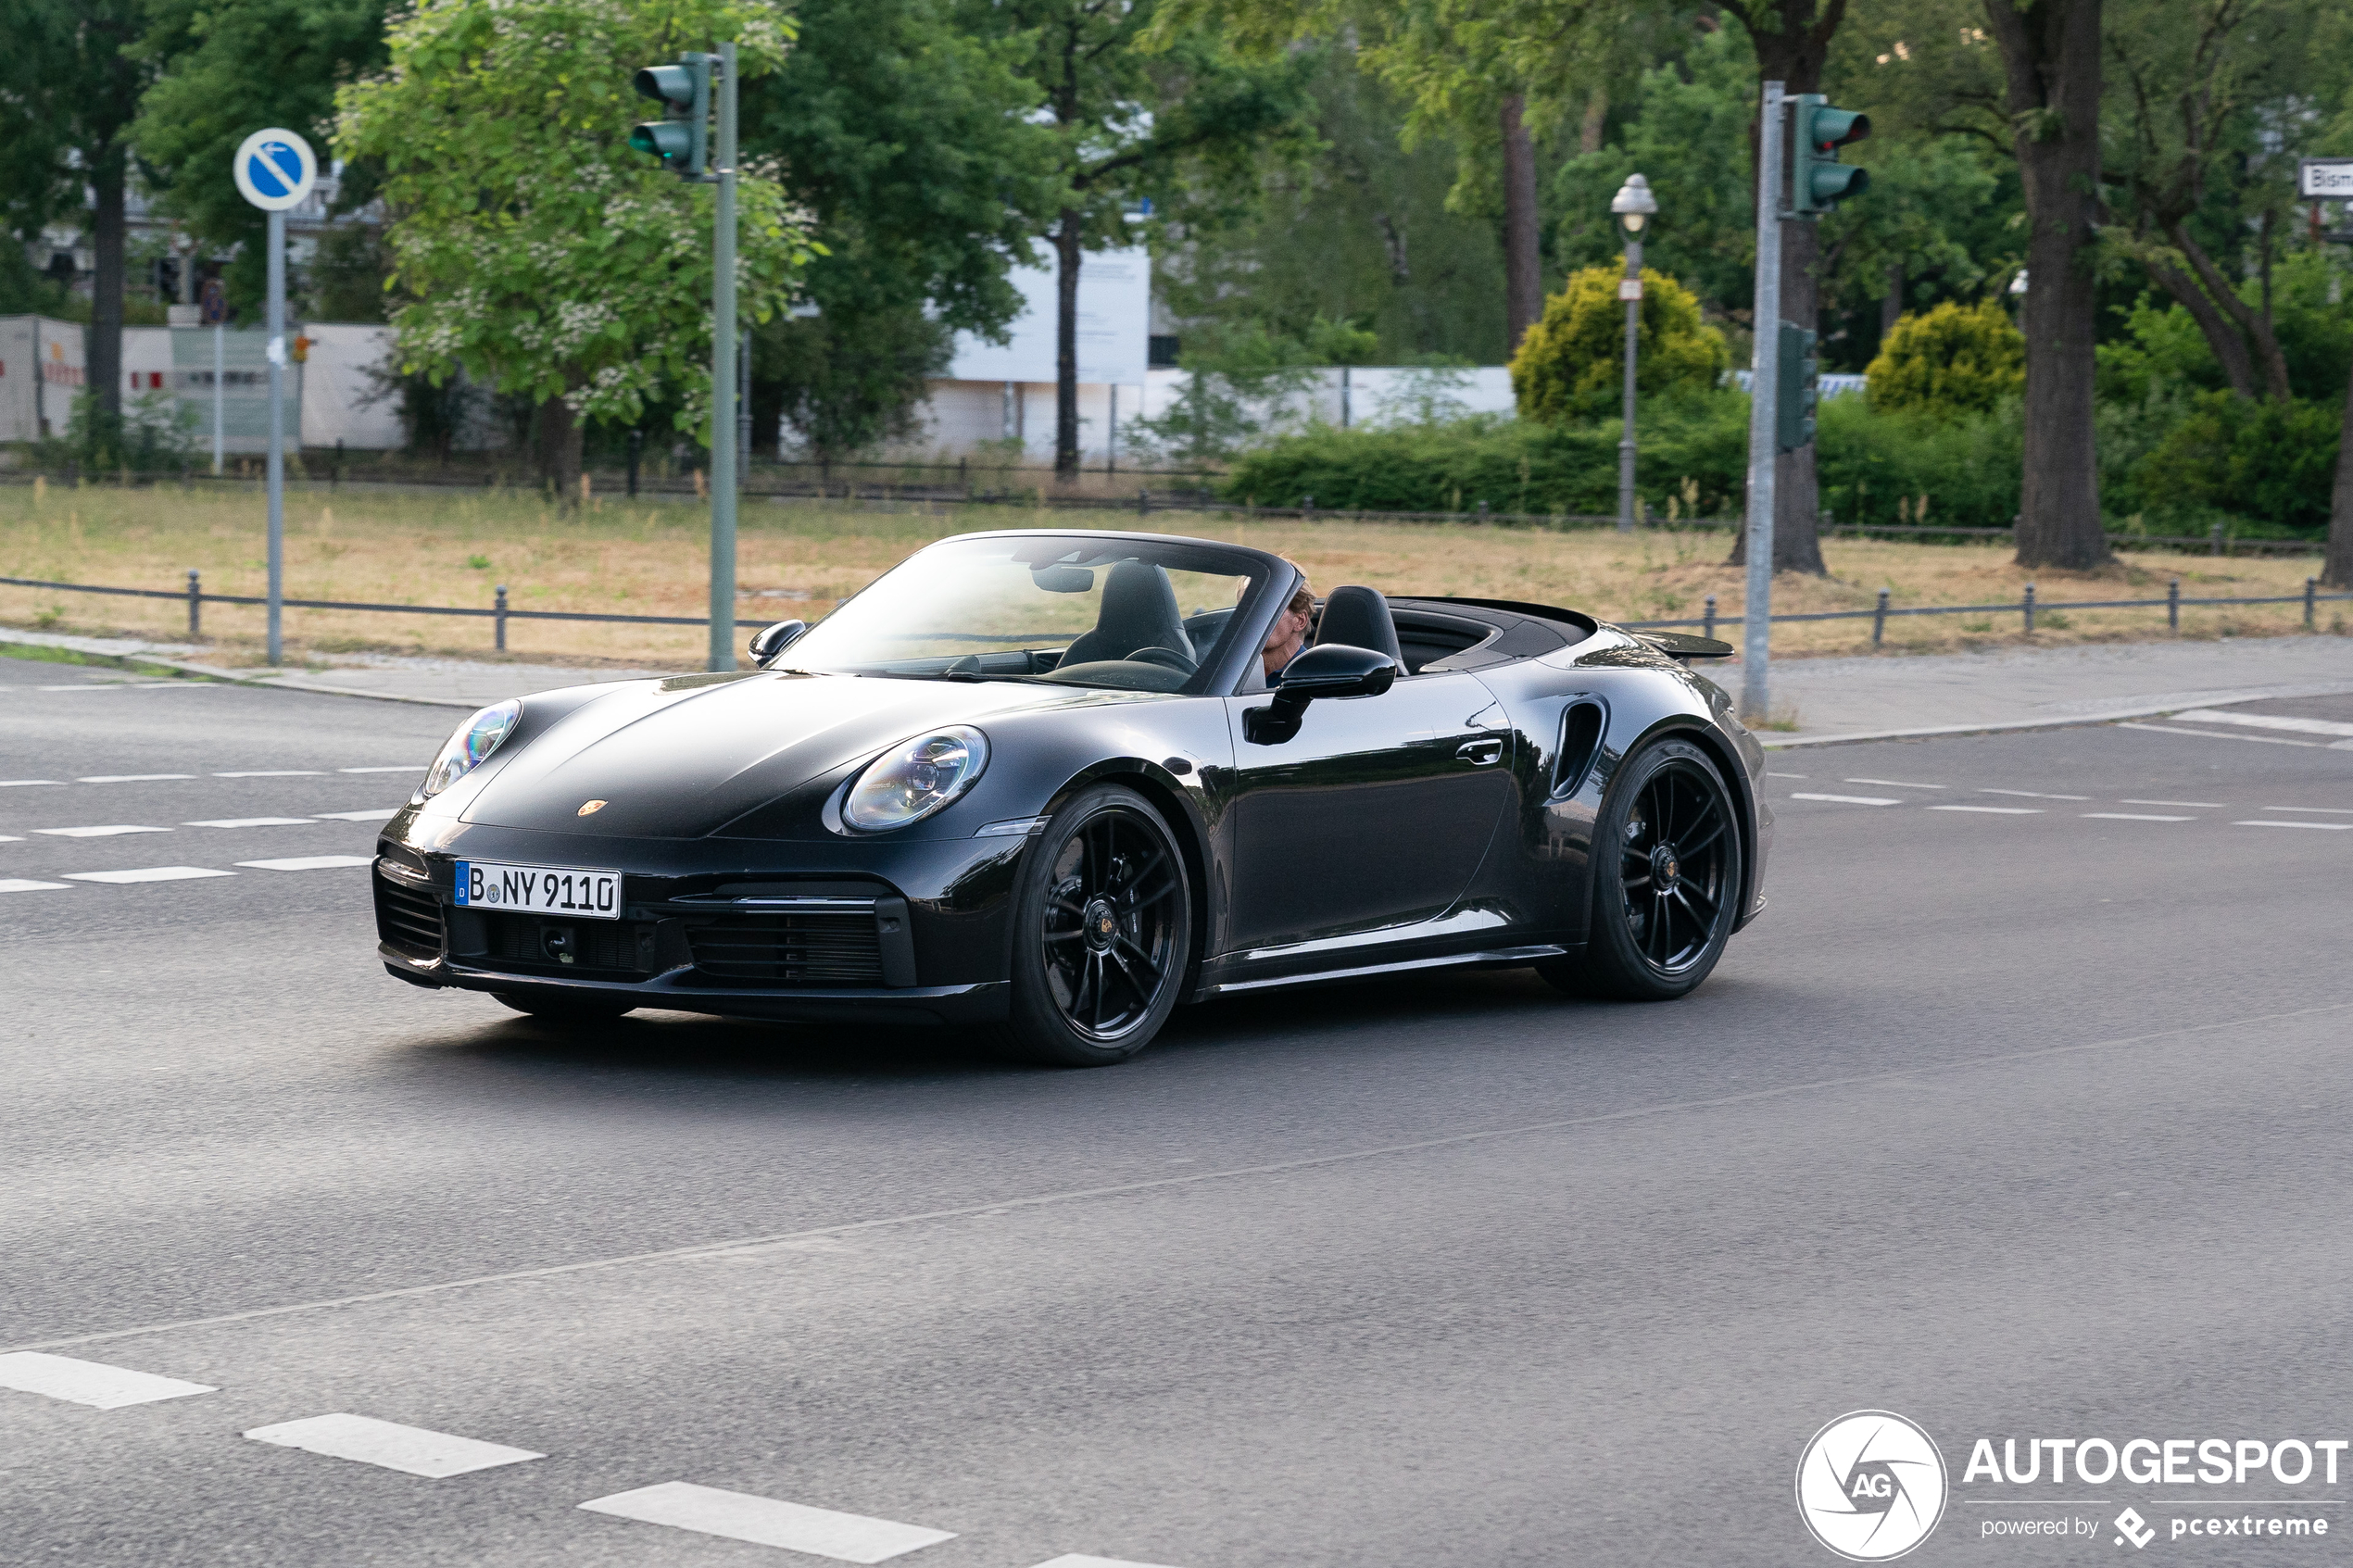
[1796,1410,1951,1562]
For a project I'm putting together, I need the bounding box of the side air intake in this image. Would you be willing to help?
[1553,699,1605,798]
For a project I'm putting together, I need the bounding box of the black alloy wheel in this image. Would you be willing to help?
[994,784,1193,1066]
[1540,736,1743,1000]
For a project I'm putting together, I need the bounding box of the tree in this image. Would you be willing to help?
[133,0,393,320]
[744,0,1059,458]
[1509,265,1730,423]
[1865,298,2024,416]
[984,0,1315,480]
[0,1,153,441]
[335,0,816,499]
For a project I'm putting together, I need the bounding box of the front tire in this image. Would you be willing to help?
[990,784,1193,1067]
[1540,736,1742,1001]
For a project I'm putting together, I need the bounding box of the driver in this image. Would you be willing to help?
[1261,576,1315,682]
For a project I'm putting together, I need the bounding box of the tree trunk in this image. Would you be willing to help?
[1053,208,1082,481]
[1579,91,1607,156]
[1502,94,1542,355]
[88,143,127,426]
[537,393,582,509]
[2166,225,2289,401]
[1985,0,2108,571]
[2327,351,2353,590]
[2146,253,2257,399]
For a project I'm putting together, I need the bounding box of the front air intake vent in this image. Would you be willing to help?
[684,911,886,987]
[1553,699,1606,798]
[373,867,445,960]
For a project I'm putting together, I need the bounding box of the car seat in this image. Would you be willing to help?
[1311,584,1403,663]
[1062,560,1195,667]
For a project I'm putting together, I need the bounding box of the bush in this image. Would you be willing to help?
[2123,391,2340,533]
[1509,266,1730,425]
[1817,395,2022,530]
[1866,299,2024,419]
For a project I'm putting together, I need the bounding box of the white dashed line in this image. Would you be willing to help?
[1766,771,1807,779]
[1791,793,1899,806]
[236,856,373,872]
[315,809,399,822]
[62,867,235,884]
[244,1413,544,1477]
[2082,812,2194,822]
[1982,788,2090,800]
[0,879,69,893]
[0,779,63,787]
[2120,722,2321,747]
[2233,820,2353,831]
[214,770,326,778]
[0,1351,215,1409]
[1846,777,1945,789]
[2260,806,2353,815]
[77,774,195,784]
[34,825,171,838]
[1929,805,2041,814]
[185,818,316,829]
[1029,1557,1188,1568]
[340,766,422,774]
[0,834,19,842]
[2122,798,2226,808]
[2172,708,2353,738]
[580,1483,957,1562]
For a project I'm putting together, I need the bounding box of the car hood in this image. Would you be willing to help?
[456,671,1102,838]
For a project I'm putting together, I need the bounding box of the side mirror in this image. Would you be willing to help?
[748,620,807,668]
[1243,643,1399,745]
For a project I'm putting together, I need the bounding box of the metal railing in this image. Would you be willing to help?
[5,570,2346,658]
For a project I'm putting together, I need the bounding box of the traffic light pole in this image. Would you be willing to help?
[708,42,738,672]
[266,207,286,667]
[1741,81,1784,724]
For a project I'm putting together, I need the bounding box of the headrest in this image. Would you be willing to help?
[1312,584,1402,663]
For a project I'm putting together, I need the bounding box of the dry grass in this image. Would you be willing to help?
[0,480,2338,670]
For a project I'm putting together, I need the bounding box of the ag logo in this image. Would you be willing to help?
[1795,1410,1948,1561]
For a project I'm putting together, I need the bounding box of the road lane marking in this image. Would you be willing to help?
[0,879,70,893]
[1790,793,1899,806]
[236,856,373,872]
[579,1483,955,1562]
[2120,722,2322,747]
[1845,777,1945,788]
[2233,820,2353,831]
[62,867,235,884]
[1766,771,1807,778]
[20,997,2353,1363]
[77,774,196,784]
[2171,708,2353,738]
[2261,806,2353,815]
[1929,805,2041,814]
[1029,1558,1188,1568]
[34,825,171,838]
[0,780,63,787]
[0,1351,214,1408]
[0,834,19,842]
[2082,813,2195,822]
[314,809,399,822]
[244,1413,543,1477]
[214,770,326,778]
[1982,788,2090,800]
[339,766,421,774]
[186,818,316,828]
[2122,798,2226,808]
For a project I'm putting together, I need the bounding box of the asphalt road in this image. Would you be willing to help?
[6,650,2352,1567]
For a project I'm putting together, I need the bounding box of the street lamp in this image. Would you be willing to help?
[1612,173,1657,533]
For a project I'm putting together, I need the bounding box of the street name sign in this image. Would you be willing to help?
[2299,158,2353,200]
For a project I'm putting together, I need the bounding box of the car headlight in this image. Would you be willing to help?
[421,698,522,797]
[841,726,989,832]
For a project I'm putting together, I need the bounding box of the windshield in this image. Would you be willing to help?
[782,535,1265,693]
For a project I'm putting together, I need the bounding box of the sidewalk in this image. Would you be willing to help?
[5,624,2350,745]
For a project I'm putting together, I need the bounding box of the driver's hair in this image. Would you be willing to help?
[1278,567,1314,620]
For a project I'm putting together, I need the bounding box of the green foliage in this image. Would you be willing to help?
[1865,299,2025,419]
[0,1,147,243]
[2124,392,2342,532]
[1509,265,1730,424]
[758,299,953,460]
[1817,395,2022,531]
[2098,256,2353,408]
[0,243,75,317]
[39,390,202,474]
[334,0,818,435]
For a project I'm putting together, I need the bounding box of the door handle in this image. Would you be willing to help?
[1455,738,1504,766]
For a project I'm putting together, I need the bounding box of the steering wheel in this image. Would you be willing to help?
[1128,646,1197,675]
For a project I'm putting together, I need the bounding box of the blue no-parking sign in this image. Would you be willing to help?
[232,129,317,212]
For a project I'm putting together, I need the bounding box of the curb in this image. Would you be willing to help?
[1757,681,2353,748]
[0,627,480,709]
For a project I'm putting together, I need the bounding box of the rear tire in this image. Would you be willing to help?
[494,992,637,1022]
[1539,736,1742,1001]
[988,784,1193,1067]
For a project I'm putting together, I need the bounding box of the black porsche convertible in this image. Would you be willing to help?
[373,528,1771,1065]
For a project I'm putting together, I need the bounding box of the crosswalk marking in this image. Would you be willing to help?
[2121,721,2320,747]
[243,1412,544,1477]
[63,867,235,884]
[236,856,373,872]
[0,879,69,893]
[186,818,317,828]
[0,1351,215,1409]
[315,809,399,822]
[34,825,170,838]
[579,1483,956,1562]
[2171,708,2353,738]
[1791,793,1898,806]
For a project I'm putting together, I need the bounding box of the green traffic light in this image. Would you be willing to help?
[629,120,694,165]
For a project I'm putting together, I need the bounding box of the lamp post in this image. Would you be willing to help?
[1611,173,1657,533]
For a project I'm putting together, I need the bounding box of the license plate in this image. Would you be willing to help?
[453,859,623,921]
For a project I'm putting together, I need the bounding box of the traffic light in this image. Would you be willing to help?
[630,56,711,177]
[1790,94,1870,214]
[1775,320,1818,453]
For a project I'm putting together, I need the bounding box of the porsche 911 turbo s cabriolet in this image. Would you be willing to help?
[373,529,1771,1065]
